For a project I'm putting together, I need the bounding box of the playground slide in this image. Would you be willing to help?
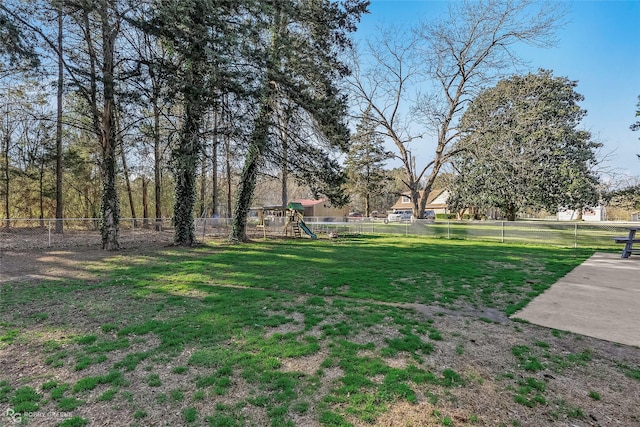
[298,221,317,240]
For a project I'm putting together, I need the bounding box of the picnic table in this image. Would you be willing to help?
[613,226,640,258]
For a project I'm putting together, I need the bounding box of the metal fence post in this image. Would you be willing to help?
[501,222,505,243]
[48,219,52,247]
[574,223,578,249]
[447,221,450,239]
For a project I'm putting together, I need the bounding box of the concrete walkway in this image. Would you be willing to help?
[513,252,640,347]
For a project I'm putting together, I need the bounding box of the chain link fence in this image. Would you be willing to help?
[0,217,636,251]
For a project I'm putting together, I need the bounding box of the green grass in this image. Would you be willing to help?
[0,236,604,426]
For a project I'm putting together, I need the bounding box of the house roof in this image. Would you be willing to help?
[391,190,449,210]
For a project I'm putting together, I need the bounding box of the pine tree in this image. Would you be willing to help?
[144,0,243,246]
[344,107,391,216]
[230,0,368,242]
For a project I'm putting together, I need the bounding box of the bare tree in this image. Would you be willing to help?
[348,27,424,215]
[351,0,565,218]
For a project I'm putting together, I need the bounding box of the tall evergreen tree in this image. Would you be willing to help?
[230,0,369,242]
[344,107,391,216]
[0,3,39,72]
[143,0,243,245]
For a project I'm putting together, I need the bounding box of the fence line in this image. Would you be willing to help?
[0,217,637,250]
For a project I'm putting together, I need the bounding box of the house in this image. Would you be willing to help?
[557,206,606,222]
[390,190,450,215]
[292,199,349,218]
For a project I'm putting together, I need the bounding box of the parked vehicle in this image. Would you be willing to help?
[385,210,413,223]
[370,211,388,219]
[348,212,363,221]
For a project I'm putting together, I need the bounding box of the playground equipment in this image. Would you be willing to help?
[285,202,317,239]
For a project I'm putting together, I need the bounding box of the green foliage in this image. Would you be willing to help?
[145,373,162,387]
[58,417,89,427]
[344,107,393,215]
[619,364,640,381]
[383,334,434,356]
[97,389,117,402]
[10,386,41,413]
[0,8,40,68]
[230,0,368,241]
[133,410,147,419]
[512,345,545,372]
[183,407,197,423]
[603,184,640,212]
[631,94,640,134]
[72,371,125,393]
[57,397,85,411]
[451,70,601,220]
[588,390,601,401]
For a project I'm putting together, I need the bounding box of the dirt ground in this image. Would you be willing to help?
[1,244,639,426]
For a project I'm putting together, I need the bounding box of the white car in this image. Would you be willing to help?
[385,210,413,223]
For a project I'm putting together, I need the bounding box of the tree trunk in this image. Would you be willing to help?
[55,7,64,234]
[278,100,289,209]
[505,203,517,221]
[154,112,162,231]
[99,6,120,250]
[230,2,284,241]
[199,155,207,216]
[231,91,272,242]
[149,64,163,231]
[225,129,232,217]
[120,144,137,227]
[365,193,370,217]
[173,152,198,245]
[3,128,9,229]
[281,137,288,208]
[39,162,45,227]
[172,70,205,246]
[142,176,149,228]
[211,108,218,216]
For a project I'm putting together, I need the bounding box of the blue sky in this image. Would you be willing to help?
[353,0,640,179]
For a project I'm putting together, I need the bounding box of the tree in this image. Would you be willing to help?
[0,4,39,72]
[230,0,368,242]
[632,95,640,160]
[603,182,640,214]
[142,0,244,246]
[350,0,564,219]
[631,95,640,133]
[9,0,127,248]
[449,70,601,221]
[344,107,391,216]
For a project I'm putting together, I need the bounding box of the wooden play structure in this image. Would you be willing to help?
[255,203,317,239]
[284,202,317,239]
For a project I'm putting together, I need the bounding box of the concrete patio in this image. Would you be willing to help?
[513,252,640,347]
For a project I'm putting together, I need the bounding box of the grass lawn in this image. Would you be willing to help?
[1,235,639,426]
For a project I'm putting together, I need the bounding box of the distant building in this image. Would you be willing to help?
[390,190,450,215]
[557,206,606,222]
[292,199,349,218]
